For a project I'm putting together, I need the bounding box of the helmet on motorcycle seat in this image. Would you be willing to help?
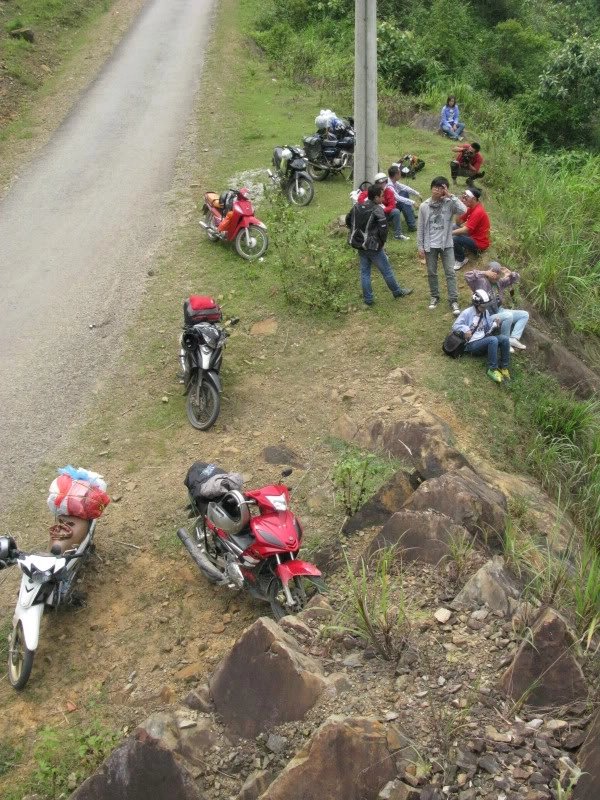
[472,289,490,306]
[207,490,251,536]
[219,190,235,211]
[401,166,411,177]
[373,172,388,184]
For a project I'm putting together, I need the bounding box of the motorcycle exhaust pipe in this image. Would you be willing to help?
[198,221,208,229]
[177,528,227,585]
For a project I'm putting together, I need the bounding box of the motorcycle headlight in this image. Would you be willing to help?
[32,567,54,584]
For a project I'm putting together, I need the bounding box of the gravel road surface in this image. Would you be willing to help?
[0,0,216,507]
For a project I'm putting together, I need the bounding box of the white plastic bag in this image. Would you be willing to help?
[315,109,337,130]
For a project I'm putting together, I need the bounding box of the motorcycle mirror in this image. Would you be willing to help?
[281,468,293,478]
[50,544,62,557]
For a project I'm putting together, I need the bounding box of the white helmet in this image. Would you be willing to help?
[373,172,388,183]
[207,490,250,536]
[472,289,490,305]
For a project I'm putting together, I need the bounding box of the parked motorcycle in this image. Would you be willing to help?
[267,146,314,207]
[1,517,98,690]
[177,464,325,620]
[199,188,268,260]
[180,296,238,431]
[303,118,355,182]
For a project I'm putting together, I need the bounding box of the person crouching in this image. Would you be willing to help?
[453,290,511,384]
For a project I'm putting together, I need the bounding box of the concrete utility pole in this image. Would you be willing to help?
[353,0,378,189]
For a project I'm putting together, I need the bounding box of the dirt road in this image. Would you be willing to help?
[0,0,216,507]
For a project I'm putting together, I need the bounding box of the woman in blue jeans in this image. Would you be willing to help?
[452,290,511,384]
[440,95,465,140]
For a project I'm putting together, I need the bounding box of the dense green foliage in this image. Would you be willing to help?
[251,0,600,340]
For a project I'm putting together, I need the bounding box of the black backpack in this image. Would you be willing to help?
[442,330,466,358]
[346,202,375,250]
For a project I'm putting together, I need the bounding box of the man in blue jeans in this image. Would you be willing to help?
[452,289,511,384]
[346,183,413,306]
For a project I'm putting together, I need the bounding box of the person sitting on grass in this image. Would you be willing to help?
[450,142,484,187]
[346,183,414,307]
[440,95,465,140]
[452,289,511,384]
[357,172,410,241]
[464,261,528,351]
[452,188,490,270]
[387,164,422,233]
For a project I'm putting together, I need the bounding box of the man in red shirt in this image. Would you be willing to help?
[357,172,410,240]
[452,187,490,270]
[450,142,484,186]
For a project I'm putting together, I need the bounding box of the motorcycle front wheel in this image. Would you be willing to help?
[268,576,325,621]
[8,620,35,690]
[307,163,330,182]
[287,174,314,207]
[186,379,220,431]
[235,225,268,260]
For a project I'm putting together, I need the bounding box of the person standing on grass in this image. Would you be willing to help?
[464,261,529,350]
[417,176,466,315]
[387,164,421,233]
[450,142,484,186]
[357,173,410,241]
[440,95,465,140]
[453,289,511,384]
[346,183,414,307]
[452,187,490,270]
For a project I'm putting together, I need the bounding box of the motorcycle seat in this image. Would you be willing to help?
[206,192,222,209]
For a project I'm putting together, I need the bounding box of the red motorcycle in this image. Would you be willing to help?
[177,464,325,619]
[199,188,268,261]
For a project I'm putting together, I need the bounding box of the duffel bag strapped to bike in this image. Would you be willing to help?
[47,466,110,520]
[302,135,323,159]
[184,295,222,325]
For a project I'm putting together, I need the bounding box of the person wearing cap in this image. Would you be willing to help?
[387,164,422,233]
[450,142,484,186]
[452,188,490,270]
[358,173,410,241]
[453,289,511,384]
[346,183,414,306]
[464,262,528,350]
[417,176,466,315]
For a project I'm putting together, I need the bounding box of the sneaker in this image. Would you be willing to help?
[394,234,410,241]
[458,136,464,142]
[394,288,414,298]
[500,369,511,382]
[487,369,503,384]
[510,338,526,350]
[453,258,468,271]
[428,297,439,310]
[510,346,515,354]
[451,302,460,316]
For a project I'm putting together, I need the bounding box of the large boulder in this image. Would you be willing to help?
[210,617,327,738]
[343,470,415,536]
[501,607,587,707]
[70,735,203,800]
[574,705,600,800]
[363,509,469,565]
[331,406,471,480]
[451,556,522,616]
[259,717,413,800]
[524,326,600,400]
[403,467,507,543]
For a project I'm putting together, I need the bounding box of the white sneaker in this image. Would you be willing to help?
[394,234,411,241]
[451,302,460,316]
[428,297,439,310]
[453,258,468,271]
[510,346,515,354]
[510,338,527,350]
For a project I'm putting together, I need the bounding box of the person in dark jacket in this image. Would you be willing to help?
[347,184,413,306]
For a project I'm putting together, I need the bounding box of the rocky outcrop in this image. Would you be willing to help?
[135,708,221,768]
[501,607,587,707]
[403,467,507,543]
[258,717,414,800]
[70,735,203,800]
[343,470,415,536]
[237,769,275,800]
[573,705,600,800]
[451,556,521,616]
[332,406,471,480]
[524,326,600,400]
[364,509,469,564]
[210,617,327,738]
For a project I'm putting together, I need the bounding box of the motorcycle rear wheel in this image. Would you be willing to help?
[307,163,330,182]
[186,379,220,431]
[8,620,35,690]
[235,224,268,260]
[268,576,324,621]
[287,174,314,207]
[203,208,220,242]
